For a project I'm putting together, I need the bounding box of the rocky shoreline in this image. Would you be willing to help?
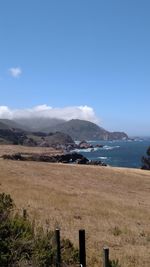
[61,140,103,153]
[2,151,107,166]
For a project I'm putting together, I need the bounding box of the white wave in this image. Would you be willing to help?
[71,145,120,153]
[86,140,98,143]
[101,145,120,150]
[92,147,101,151]
[98,157,108,160]
[74,141,81,145]
[71,147,102,153]
[70,148,93,153]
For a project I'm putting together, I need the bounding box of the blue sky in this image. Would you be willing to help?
[0,0,150,136]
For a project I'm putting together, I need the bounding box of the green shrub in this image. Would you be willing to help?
[0,193,79,267]
[0,192,14,216]
[61,238,79,264]
[32,229,55,267]
[111,226,122,236]
[141,146,150,170]
[110,259,121,267]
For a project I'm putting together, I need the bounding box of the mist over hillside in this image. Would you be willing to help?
[15,117,65,132]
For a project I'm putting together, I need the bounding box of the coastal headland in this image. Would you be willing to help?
[0,145,150,267]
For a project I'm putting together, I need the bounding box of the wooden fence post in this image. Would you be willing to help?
[23,209,27,219]
[103,247,109,267]
[55,228,61,267]
[79,229,86,267]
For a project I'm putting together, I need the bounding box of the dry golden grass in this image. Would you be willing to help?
[0,144,63,156]
[0,145,150,266]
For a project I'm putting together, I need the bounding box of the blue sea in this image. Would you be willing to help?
[72,139,150,168]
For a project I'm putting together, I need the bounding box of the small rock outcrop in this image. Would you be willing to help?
[78,140,93,149]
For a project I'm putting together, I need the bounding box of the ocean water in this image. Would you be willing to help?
[72,140,150,168]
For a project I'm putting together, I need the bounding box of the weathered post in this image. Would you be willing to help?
[23,209,27,219]
[103,247,109,267]
[79,229,86,267]
[55,228,61,267]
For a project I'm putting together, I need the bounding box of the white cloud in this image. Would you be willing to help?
[9,67,22,78]
[0,105,100,123]
[0,106,13,119]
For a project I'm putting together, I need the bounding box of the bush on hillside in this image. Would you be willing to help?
[0,193,79,267]
[141,146,150,170]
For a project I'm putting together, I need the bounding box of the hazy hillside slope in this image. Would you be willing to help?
[0,119,24,130]
[15,117,65,132]
[0,119,74,146]
[43,119,128,140]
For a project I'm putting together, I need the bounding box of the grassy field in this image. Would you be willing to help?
[0,145,150,266]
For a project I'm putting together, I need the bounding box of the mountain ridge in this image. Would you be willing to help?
[38,119,128,140]
[0,118,128,141]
